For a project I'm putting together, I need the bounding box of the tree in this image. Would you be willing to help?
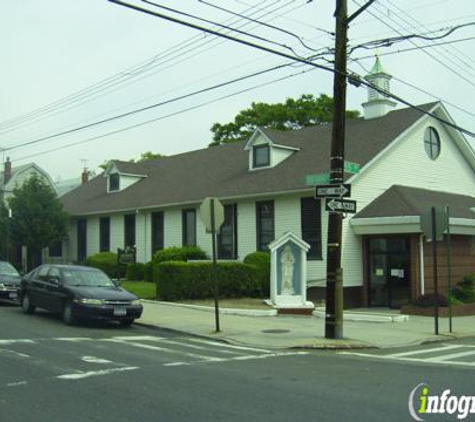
[209,93,360,146]
[9,175,69,267]
[0,202,8,259]
[99,151,165,170]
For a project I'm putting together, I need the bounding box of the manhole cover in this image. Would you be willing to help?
[262,329,290,334]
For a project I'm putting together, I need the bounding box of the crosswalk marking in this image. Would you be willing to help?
[339,344,475,369]
[185,337,272,354]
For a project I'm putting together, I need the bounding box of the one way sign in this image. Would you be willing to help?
[325,198,357,214]
[315,183,351,198]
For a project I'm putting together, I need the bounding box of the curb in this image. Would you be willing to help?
[141,299,277,316]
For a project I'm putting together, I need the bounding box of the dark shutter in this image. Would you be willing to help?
[99,217,110,252]
[77,219,87,263]
[182,209,196,246]
[124,214,136,248]
[301,197,322,260]
[151,211,164,255]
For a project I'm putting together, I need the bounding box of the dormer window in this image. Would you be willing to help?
[253,145,270,168]
[109,173,120,192]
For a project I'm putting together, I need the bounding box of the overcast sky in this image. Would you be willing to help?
[1,0,474,182]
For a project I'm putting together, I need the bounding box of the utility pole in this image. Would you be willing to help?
[325,0,348,339]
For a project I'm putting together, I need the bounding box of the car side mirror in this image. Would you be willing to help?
[49,275,61,285]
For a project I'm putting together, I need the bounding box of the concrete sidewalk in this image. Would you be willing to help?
[138,300,475,349]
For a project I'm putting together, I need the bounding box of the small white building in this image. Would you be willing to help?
[60,59,475,308]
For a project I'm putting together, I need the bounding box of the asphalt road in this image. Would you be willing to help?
[1,301,474,422]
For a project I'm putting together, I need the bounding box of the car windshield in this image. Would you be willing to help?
[62,268,116,287]
[0,262,20,276]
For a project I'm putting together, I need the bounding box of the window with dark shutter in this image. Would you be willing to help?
[182,209,196,246]
[218,204,238,259]
[124,214,136,248]
[301,197,322,260]
[256,201,274,251]
[151,211,164,255]
[109,173,120,192]
[99,217,110,252]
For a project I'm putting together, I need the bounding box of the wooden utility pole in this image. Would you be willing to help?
[325,0,348,339]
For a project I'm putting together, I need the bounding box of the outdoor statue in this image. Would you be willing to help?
[281,243,295,295]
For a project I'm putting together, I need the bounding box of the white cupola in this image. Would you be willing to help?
[362,56,396,119]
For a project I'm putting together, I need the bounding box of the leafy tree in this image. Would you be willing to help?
[0,202,8,259]
[209,93,360,146]
[99,151,165,171]
[9,175,69,265]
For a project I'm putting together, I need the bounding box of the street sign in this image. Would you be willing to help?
[315,183,351,198]
[305,173,330,186]
[421,206,448,242]
[200,197,225,234]
[325,198,357,214]
[344,161,361,174]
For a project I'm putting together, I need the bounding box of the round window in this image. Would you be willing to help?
[424,127,440,160]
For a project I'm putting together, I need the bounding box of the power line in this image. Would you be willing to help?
[108,0,475,140]
[14,66,318,163]
[0,0,287,135]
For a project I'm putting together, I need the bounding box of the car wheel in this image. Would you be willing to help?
[119,319,134,327]
[21,294,35,314]
[63,302,76,325]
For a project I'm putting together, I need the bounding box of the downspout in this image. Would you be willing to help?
[419,234,425,296]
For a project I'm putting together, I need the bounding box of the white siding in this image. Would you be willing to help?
[86,217,99,258]
[272,147,294,166]
[120,174,143,190]
[136,212,147,262]
[237,200,257,259]
[342,115,475,286]
[164,208,182,248]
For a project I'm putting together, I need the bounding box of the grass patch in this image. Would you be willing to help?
[178,298,271,310]
[120,281,156,300]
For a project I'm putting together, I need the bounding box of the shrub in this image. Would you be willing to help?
[126,262,146,281]
[412,293,448,308]
[451,275,475,303]
[155,261,260,301]
[153,246,208,264]
[143,261,154,282]
[86,252,124,278]
[243,251,270,297]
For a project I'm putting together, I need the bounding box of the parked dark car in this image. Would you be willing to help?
[20,264,143,326]
[0,261,21,302]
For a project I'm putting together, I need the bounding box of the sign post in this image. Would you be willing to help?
[199,197,225,333]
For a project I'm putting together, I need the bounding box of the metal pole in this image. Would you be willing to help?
[431,206,439,335]
[325,0,347,339]
[211,199,220,332]
[446,206,453,333]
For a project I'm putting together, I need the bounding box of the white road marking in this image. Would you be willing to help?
[163,351,309,367]
[426,350,475,362]
[81,356,114,364]
[185,338,272,354]
[383,344,462,358]
[54,337,93,342]
[150,338,242,355]
[57,366,139,380]
[6,381,28,387]
[0,339,34,345]
[106,339,224,362]
[0,349,30,358]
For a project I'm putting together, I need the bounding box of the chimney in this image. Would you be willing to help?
[81,167,89,184]
[4,157,12,185]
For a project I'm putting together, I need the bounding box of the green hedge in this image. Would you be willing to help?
[144,261,154,282]
[243,251,270,297]
[452,275,475,303]
[86,252,125,278]
[153,246,208,264]
[155,261,260,301]
[126,263,146,281]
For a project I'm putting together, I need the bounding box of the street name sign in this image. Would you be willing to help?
[325,198,357,214]
[344,161,361,174]
[315,183,351,198]
[305,173,331,186]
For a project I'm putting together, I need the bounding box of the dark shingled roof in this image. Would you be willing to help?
[354,185,475,220]
[61,102,438,216]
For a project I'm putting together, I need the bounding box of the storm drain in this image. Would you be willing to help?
[261,329,291,334]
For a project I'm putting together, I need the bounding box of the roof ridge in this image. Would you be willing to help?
[391,185,420,214]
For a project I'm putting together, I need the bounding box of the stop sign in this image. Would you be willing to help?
[199,197,225,234]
